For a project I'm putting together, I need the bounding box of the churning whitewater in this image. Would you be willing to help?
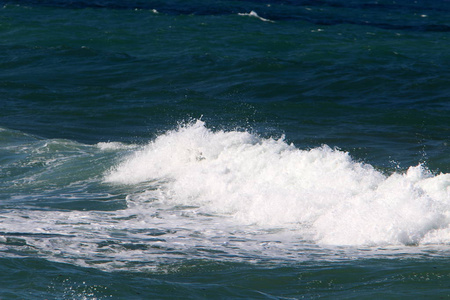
[107,120,450,246]
[1,121,450,273]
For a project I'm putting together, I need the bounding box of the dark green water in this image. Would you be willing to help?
[1,257,449,299]
[1,1,449,298]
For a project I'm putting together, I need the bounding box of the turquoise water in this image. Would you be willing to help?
[1,1,450,298]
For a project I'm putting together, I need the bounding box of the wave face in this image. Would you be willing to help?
[107,120,450,246]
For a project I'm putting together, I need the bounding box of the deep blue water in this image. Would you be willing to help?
[1,0,450,298]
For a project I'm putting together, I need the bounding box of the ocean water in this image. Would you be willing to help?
[1,0,450,298]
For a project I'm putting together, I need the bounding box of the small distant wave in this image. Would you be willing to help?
[238,11,274,23]
[4,1,449,32]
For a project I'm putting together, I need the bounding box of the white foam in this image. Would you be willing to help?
[106,121,450,246]
[238,11,274,23]
[2,121,449,273]
[96,141,137,151]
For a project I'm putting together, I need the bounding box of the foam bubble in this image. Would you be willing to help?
[106,121,450,246]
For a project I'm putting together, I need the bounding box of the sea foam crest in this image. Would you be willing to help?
[106,120,450,246]
[238,11,274,23]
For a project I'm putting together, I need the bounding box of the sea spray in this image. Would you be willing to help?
[106,121,450,246]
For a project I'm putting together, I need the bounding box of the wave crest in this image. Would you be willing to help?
[106,120,450,246]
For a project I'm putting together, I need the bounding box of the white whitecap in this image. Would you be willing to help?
[106,120,450,246]
[238,11,274,23]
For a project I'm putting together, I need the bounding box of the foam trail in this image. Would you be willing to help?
[106,120,450,246]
